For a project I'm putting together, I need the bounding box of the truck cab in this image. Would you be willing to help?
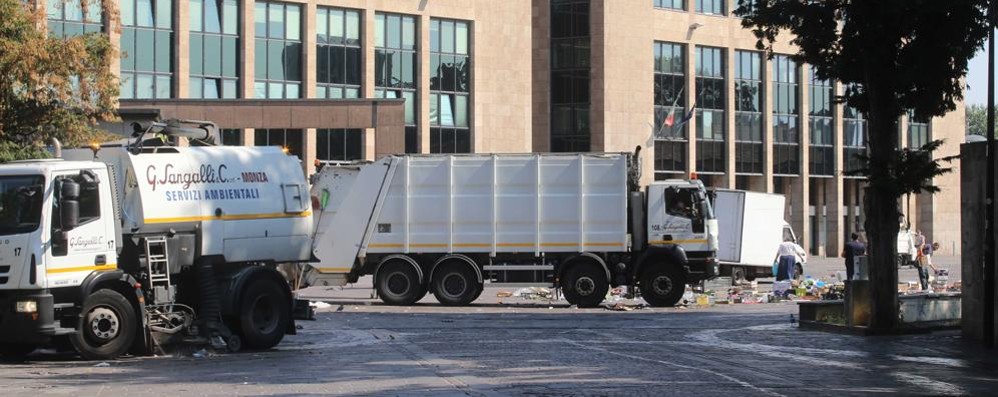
[643,179,720,287]
[0,160,119,354]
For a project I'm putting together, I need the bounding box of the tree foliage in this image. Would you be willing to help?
[966,104,994,136]
[0,0,119,161]
[735,0,989,329]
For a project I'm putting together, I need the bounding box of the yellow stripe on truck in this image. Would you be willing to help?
[367,242,626,249]
[144,211,311,224]
[47,264,118,275]
[648,239,708,245]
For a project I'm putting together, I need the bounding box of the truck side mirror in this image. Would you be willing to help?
[59,180,80,232]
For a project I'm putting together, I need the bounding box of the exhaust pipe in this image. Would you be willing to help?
[50,137,62,158]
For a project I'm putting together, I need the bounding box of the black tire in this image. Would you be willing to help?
[639,266,686,307]
[431,261,481,306]
[0,344,36,361]
[238,279,291,350]
[71,289,138,360]
[561,261,609,308]
[376,259,426,305]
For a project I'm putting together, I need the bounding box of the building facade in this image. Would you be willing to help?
[41,0,963,257]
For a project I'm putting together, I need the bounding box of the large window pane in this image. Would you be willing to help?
[155,0,171,28]
[155,31,170,73]
[254,1,266,37]
[456,22,468,55]
[286,4,300,40]
[203,35,221,76]
[137,0,153,27]
[402,16,415,50]
[268,3,283,38]
[375,14,385,47]
[268,41,284,80]
[346,11,360,44]
[205,0,221,33]
[136,29,154,71]
[189,34,203,75]
[190,0,203,31]
[387,15,400,49]
[223,0,238,35]
[222,37,237,77]
[317,8,329,42]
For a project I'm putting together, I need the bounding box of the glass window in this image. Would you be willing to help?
[550,1,590,153]
[907,110,930,150]
[254,129,303,160]
[254,1,302,98]
[809,66,834,176]
[695,46,725,175]
[47,0,104,38]
[190,0,239,98]
[653,41,687,175]
[430,18,472,153]
[696,0,725,15]
[654,0,685,11]
[735,50,763,175]
[317,129,364,161]
[120,0,172,99]
[772,54,800,175]
[317,7,362,98]
[377,12,420,152]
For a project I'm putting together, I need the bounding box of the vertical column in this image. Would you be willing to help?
[827,82,846,257]
[363,9,376,160]
[814,182,825,256]
[304,128,317,176]
[899,114,913,228]
[762,55,774,192]
[846,180,856,236]
[242,129,255,147]
[242,0,255,99]
[686,44,697,176]
[724,47,737,188]
[176,0,189,98]
[857,181,867,236]
[791,66,811,252]
[419,14,431,154]
[303,2,316,98]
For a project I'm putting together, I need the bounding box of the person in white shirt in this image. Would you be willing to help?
[774,237,807,281]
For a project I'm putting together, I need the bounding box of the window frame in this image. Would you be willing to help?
[253,1,303,99]
[119,0,174,99]
[654,41,688,176]
[316,6,362,99]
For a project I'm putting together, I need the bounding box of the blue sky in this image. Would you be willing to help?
[967,48,990,105]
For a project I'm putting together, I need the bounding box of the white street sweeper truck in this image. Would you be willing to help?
[0,120,311,360]
[305,152,719,308]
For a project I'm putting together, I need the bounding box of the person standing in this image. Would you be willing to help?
[916,241,938,291]
[775,237,807,281]
[841,233,866,282]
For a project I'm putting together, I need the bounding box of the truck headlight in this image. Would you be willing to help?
[15,300,37,313]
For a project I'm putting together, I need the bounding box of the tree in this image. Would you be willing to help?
[736,0,989,329]
[0,0,118,161]
[967,104,994,136]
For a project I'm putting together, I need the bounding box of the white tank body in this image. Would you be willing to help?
[66,145,313,263]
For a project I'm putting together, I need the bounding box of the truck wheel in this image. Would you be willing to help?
[561,262,609,308]
[376,259,426,305]
[0,344,36,361]
[71,289,137,360]
[640,266,685,307]
[431,261,481,306]
[238,279,291,350]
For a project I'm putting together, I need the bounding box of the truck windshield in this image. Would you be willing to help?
[0,175,44,235]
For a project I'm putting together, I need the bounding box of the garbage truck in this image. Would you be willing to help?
[711,189,804,283]
[0,120,310,360]
[306,152,719,308]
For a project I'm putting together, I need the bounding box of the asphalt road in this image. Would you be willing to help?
[2,265,994,397]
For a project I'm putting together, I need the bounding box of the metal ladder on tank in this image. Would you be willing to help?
[145,236,172,294]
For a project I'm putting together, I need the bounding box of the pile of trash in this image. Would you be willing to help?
[496,287,556,300]
[898,269,960,295]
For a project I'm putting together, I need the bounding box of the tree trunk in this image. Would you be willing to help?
[863,81,902,330]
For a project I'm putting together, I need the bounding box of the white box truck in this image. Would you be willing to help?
[306,153,719,308]
[712,189,804,282]
[0,121,311,360]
